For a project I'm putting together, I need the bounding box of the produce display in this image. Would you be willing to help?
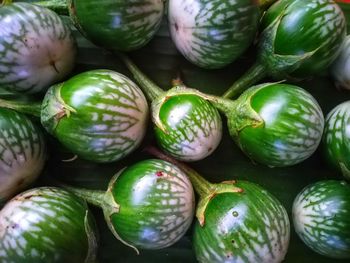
[0,1,76,94]
[0,187,98,262]
[0,0,349,262]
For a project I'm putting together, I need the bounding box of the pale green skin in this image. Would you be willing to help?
[168,0,260,69]
[0,2,76,94]
[293,180,350,259]
[323,101,350,180]
[0,108,46,203]
[0,187,98,263]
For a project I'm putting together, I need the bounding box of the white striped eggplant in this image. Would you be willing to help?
[198,82,324,167]
[331,35,350,90]
[118,54,223,162]
[0,1,76,94]
[0,108,46,203]
[0,69,149,163]
[148,146,290,263]
[67,0,164,51]
[223,0,347,99]
[66,159,195,253]
[323,101,350,180]
[293,180,350,259]
[168,0,260,69]
[0,187,98,263]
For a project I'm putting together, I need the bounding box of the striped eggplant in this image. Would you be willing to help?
[0,108,46,203]
[67,159,195,253]
[323,101,350,180]
[147,146,290,263]
[0,69,149,163]
[40,70,149,163]
[205,83,325,167]
[168,0,260,69]
[118,54,222,162]
[67,0,164,51]
[0,1,76,94]
[0,187,98,263]
[223,0,347,99]
[331,35,350,90]
[293,180,350,259]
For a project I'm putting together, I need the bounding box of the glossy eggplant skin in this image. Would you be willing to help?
[193,180,290,263]
[226,83,324,167]
[323,101,350,180]
[68,0,164,51]
[260,0,346,78]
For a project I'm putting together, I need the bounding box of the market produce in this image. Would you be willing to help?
[0,1,76,94]
[66,159,195,253]
[68,0,164,51]
[0,108,46,203]
[148,147,290,263]
[293,180,350,259]
[119,54,222,162]
[323,101,350,180]
[0,69,149,163]
[223,0,347,99]
[168,0,260,69]
[332,35,350,90]
[0,187,98,263]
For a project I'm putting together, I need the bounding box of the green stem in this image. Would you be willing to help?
[65,187,106,208]
[146,146,243,226]
[222,62,267,99]
[117,53,164,101]
[0,98,41,117]
[1,0,12,5]
[259,0,277,9]
[13,0,68,15]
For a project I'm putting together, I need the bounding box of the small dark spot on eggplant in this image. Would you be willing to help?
[226,252,233,258]
[175,23,179,31]
[207,147,212,152]
[156,171,163,177]
[11,223,19,229]
[17,178,25,187]
[231,240,235,244]
[232,211,239,217]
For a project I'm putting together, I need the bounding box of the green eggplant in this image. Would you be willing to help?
[293,180,350,259]
[67,0,164,51]
[223,0,347,99]
[66,159,195,253]
[168,0,260,69]
[0,187,98,263]
[0,1,76,94]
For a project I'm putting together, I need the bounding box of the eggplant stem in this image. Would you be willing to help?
[65,186,107,208]
[222,62,267,99]
[0,98,41,117]
[117,52,164,101]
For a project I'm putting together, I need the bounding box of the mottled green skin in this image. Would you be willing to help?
[227,83,324,167]
[193,180,290,263]
[41,69,148,163]
[331,35,350,90]
[0,187,97,263]
[155,94,222,161]
[68,0,164,51]
[109,159,195,249]
[259,0,346,78]
[0,2,76,94]
[323,101,350,180]
[168,0,260,69]
[0,108,46,202]
[293,180,350,259]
